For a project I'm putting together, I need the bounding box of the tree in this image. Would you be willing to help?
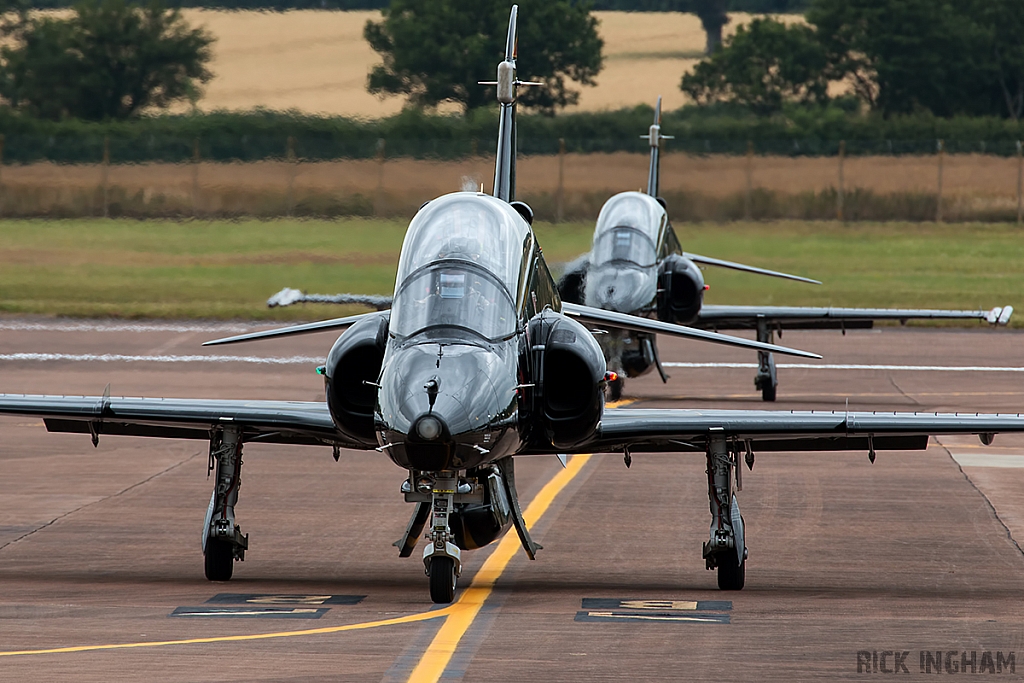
[680,17,828,114]
[807,0,991,118]
[693,0,728,54]
[364,0,603,114]
[0,0,213,121]
[973,0,1024,120]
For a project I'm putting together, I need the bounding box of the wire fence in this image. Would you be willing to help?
[0,135,1021,222]
[3,134,1024,164]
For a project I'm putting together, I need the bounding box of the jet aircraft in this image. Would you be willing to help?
[2,7,1024,603]
[268,99,1012,403]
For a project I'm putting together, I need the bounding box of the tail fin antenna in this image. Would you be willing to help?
[641,96,673,197]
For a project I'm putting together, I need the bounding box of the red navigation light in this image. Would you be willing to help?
[604,371,619,383]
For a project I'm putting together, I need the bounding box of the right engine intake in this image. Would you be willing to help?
[324,312,389,446]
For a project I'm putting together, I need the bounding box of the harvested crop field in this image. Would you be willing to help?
[2,153,1019,222]
[175,10,789,116]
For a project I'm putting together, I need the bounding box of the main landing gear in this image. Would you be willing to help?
[202,426,248,581]
[754,319,778,402]
[702,435,747,590]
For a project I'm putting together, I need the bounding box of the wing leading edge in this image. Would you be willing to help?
[0,394,343,447]
[582,407,1023,454]
[697,304,1013,331]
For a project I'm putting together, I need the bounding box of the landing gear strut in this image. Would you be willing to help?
[423,472,461,603]
[702,434,746,590]
[754,318,778,402]
[202,426,248,581]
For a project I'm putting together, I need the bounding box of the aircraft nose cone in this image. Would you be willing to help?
[414,413,444,441]
[376,342,516,471]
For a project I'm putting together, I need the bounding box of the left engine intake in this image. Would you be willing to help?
[526,311,606,449]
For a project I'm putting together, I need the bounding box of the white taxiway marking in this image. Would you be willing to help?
[951,453,1024,468]
[0,353,321,365]
[0,321,269,333]
[664,362,1024,373]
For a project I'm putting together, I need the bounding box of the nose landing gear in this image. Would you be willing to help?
[422,472,462,604]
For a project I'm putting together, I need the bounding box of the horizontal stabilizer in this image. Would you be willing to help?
[683,253,821,285]
[561,302,821,359]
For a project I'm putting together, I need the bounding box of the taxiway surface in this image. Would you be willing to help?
[1,323,1023,681]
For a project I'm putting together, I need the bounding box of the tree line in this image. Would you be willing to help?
[15,0,807,10]
[682,0,1024,120]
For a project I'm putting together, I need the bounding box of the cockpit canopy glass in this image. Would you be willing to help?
[391,265,515,341]
[390,193,532,341]
[591,192,666,268]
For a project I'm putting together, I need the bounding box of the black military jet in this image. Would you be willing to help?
[270,98,1012,403]
[555,98,1013,401]
[2,7,1024,603]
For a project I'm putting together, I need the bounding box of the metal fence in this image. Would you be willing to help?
[0,136,1021,223]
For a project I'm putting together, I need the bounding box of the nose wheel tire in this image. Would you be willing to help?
[204,538,234,581]
[428,556,457,604]
[761,384,776,402]
[717,554,745,591]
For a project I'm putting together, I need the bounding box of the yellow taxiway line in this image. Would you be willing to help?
[0,453,594,661]
[407,453,591,682]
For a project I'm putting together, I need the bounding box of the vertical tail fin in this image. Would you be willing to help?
[641,96,673,197]
[491,5,519,203]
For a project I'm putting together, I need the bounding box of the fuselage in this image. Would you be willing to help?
[582,191,689,379]
[371,192,559,472]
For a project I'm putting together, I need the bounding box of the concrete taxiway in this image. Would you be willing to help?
[1,323,1023,681]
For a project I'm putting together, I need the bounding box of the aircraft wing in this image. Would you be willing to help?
[559,302,821,359]
[0,394,346,447]
[580,407,1024,454]
[682,253,821,285]
[204,311,389,347]
[696,304,1013,331]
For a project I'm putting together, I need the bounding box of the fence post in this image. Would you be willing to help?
[192,138,200,217]
[935,139,944,223]
[744,140,753,220]
[102,135,110,219]
[837,140,845,221]
[556,137,565,223]
[1017,140,1022,225]
[286,135,296,218]
[374,138,386,217]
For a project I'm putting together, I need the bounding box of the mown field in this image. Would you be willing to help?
[0,219,1020,324]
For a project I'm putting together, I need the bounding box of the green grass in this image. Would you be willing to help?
[0,218,1021,324]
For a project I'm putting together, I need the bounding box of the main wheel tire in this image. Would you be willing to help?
[717,554,745,591]
[761,383,777,402]
[606,377,624,402]
[428,556,457,604]
[204,539,234,581]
